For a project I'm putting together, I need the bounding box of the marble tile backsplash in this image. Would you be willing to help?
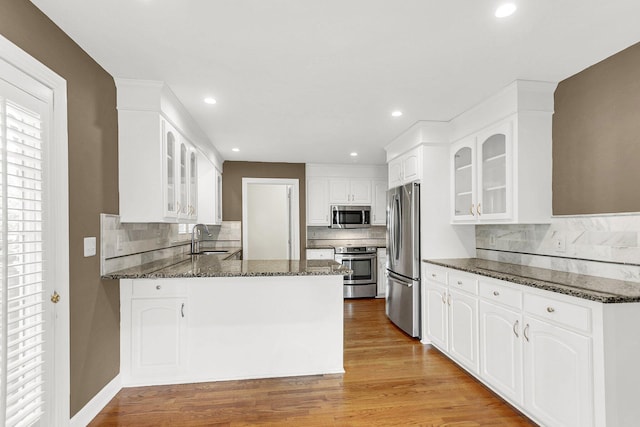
[476,214,640,283]
[100,214,241,275]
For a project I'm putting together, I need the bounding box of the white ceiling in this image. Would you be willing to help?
[30,0,640,165]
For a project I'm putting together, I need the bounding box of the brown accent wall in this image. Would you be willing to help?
[0,0,120,416]
[222,161,306,255]
[553,42,640,215]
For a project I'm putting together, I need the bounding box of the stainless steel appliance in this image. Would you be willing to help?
[386,182,420,337]
[334,246,377,298]
[330,205,371,229]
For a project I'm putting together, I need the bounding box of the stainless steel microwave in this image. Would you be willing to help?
[330,205,371,229]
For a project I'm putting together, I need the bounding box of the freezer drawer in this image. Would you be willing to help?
[385,271,420,338]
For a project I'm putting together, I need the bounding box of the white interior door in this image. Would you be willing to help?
[242,178,300,260]
[0,36,69,426]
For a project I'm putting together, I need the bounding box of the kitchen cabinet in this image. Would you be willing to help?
[451,120,512,223]
[376,248,386,297]
[329,179,371,205]
[121,279,188,384]
[197,153,222,225]
[388,145,423,188]
[423,262,640,427]
[423,267,479,374]
[307,178,330,226]
[372,180,387,225]
[306,248,334,260]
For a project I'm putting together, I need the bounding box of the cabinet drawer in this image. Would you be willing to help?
[524,293,591,333]
[448,272,478,295]
[424,265,447,285]
[132,279,187,298]
[306,249,334,260]
[479,280,522,310]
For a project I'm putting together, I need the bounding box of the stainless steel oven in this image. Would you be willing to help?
[334,246,377,298]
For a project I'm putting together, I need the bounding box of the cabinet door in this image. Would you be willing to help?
[215,168,223,224]
[162,121,178,219]
[388,159,402,188]
[131,298,187,377]
[376,250,387,297]
[178,141,189,219]
[451,139,477,222]
[328,179,350,204]
[477,121,512,221]
[402,151,421,182]
[523,316,593,427]
[424,283,448,350]
[372,180,387,225]
[350,179,372,204]
[479,300,523,405]
[448,289,479,373]
[188,149,198,220]
[307,178,330,225]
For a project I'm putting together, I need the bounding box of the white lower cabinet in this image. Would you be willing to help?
[376,248,387,297]
[479,300,523,405]
[424,263,640,427]
[423,268,479,375]
[523,316,593,427]
[131,298,187,377]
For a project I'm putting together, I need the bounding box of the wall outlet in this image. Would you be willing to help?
[116,235,123,252]
[553,236,566,253]
[489,235,496,247]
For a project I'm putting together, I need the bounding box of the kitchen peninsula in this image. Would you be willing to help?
[104,256,350,387]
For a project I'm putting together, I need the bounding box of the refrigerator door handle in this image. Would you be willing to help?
[387,271,414,287]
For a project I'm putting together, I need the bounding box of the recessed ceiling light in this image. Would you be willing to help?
[391,111,403,117]
[232,148,240,152]
[495,3,517,18]
[350,152,358,157]
[204,97,217,105]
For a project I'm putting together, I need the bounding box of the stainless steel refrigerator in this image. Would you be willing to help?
[386,182,420,338]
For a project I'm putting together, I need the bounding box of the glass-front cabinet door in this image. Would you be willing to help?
[163,120,178,218]
[188,149,198,219]
[452,138,476,221]
[179,141,188,218]
[477,121,512,220]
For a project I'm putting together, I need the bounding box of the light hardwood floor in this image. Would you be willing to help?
[90,298,534,426]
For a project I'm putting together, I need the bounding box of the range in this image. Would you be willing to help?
[334,246,377,298]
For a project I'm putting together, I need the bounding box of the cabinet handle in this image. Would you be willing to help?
[181,303,185,318]
[176,202,181,213]
[156,285,161,290]
[546,306,555,313]
[431,273,436,278]
[493,290,500,296]
[457,280,463,285]
[470,204,475,216]
[477,203,482,216]
[513,320,519,338]
[523,323,530,342]
[447,294,451,306]
[441,294,446,304]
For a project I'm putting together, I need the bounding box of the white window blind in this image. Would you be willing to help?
[1,95,47,427]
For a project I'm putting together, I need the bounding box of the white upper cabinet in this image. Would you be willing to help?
[116,79,223,223]
[449,81,555,224]
[388,145,423,188]
[307,178,330,226]
[329,179,371,205]
[372,180,387,225]
[306,164,386,227]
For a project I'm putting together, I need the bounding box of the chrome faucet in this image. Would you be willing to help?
[191,223,212,254]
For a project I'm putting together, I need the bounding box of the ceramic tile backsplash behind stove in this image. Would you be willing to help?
[307,226,387,248]
[476,213,640,282]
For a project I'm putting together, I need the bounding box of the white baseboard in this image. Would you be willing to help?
[70,374,122,427]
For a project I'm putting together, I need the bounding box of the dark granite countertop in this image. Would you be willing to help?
[103,253,351,279]
[423,258,640,303]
